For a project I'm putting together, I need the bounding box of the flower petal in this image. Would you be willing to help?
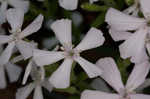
[0,35,13,45]
[140,0,150,19]
[105,8,146,31]
[130,94,150,99]
[22,60,33,85]
[75,28,105,51]
[6,8,24,31]
[0,65,6,89]
[33,49,65,66]
[42,79,53,92]
[119,28,148,63]
[74,56,102,78]
[19,14,44,39]
[16,40,35,60]
[5,62,22,83]
[33,85,43,99]
[109,28,132,41]
[58,0,78,10]
[81,90,119,99]
[8,0,29,13]
[0,42,15,65]
[49,58,73,88]
[126,60,150,91]
[96,57,124,93]
[16,83,35,99]
[0,2,7,24]
[51,19,72,47]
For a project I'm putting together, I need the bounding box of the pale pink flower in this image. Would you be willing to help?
[33,19,105,88]
[81,57,150,99]
[0,8,43,65]
[105,0,150,63]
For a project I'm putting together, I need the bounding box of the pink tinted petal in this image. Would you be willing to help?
[16,83,35,99]
[0,66,6,89]
[33,49,65,66]
[75,28,105,51]
[81,90,119,99]
[74,56,102,78]
[19,14,44,39]
[49,58,73,88]
[58,0,78,10]
[130,94,150,99]
[119,28,148,63]
[16,40,35,60]
[109,28,132,41]
[0,35,13,45]
[51,19,72,46]
[0,2,7,24]
[33,85,43,99]
[6,8,24,31]
[0,42,15,65]
[126,60,150,91]
[22,60,33,85]
[96,57,124,93]
[105,8,146,31]
[8,0,29,13]
[5,62,22,83]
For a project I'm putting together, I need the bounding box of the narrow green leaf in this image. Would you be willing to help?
[81,3,108,12]
[91,12,105,28]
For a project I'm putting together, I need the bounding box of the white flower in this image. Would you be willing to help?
[0,0,29,24]
[105,0,150,63]
[0,8,43,65]
[33,19,105,88]
[16,66,53,99]
[58,0,99,10]
[81,57,150,99]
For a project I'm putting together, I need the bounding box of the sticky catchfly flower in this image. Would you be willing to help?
[0,8,43,65]
[105,0,150,63]
[33,19,105,88]
[81,57,150,99]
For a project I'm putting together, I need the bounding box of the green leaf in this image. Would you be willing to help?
[55,87,79,94]
[116,58,131,83]
[125,0,134,6]
[44,63,59,77]
[81,3,108,12]
[91,12,105,28]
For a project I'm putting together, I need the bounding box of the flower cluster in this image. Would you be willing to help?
[0,0,150,99]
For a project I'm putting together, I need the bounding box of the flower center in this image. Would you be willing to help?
[61,44,80,59]
[119,88,134,99]
[31,67,45,84]
[10,29,22,42]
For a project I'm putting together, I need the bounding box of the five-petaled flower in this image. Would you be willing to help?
[33,19,105,88]
[0,8,43,65]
